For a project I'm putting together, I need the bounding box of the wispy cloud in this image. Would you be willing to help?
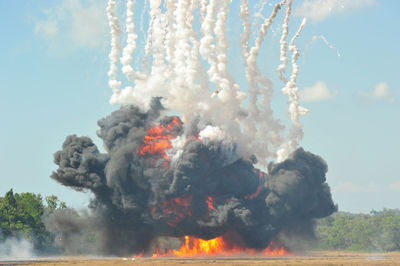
[294,0,377,22]
[34,0,107,54]
[334,181,400,193]
[333,182,379,193]
[357,82,397,104]
[389,181,400,192]
[299,81,337,102]
[34,21,59,40]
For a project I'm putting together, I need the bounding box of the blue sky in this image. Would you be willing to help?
[0,0,399,213]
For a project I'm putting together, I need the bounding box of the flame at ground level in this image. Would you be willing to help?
[151,235,289,257]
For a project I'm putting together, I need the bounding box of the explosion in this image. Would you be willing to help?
[49,0,337,257]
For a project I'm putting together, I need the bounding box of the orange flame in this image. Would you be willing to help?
[206,196,215,210]
[244,185,262,200]
[135,251,144,257]
[138,117,181,159]
[244,170,265,200]
[152,235,289,257]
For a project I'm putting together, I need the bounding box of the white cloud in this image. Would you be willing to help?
[67,0,108,48]
[294,0,377,22]
[389,181,400,192]
[334,181,400,193]
[34,0,107,53]
[299,81,337,102]
[333,182,379,193]
[357,82,397,104]
[34,21,59,39]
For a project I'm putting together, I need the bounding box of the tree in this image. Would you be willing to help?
[0,189,18,239]
[0,189,68,251]
[315,209,400,252]
[45,195,66,214]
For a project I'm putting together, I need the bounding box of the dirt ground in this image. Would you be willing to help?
[2,251,400,266]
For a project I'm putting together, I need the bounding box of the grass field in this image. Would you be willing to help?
[1,252,400,266]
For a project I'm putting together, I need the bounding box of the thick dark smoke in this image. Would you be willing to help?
[50,98,337,256]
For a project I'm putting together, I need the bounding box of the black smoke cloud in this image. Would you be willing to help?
[50,98,337,256]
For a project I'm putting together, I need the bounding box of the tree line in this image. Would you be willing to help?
[0,189,66,253]
[1,189,400,254]
[315,209,400,252]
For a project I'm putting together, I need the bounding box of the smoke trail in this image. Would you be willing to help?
[276,0,293,84]
[288,18,307,95]
[166,0,209,122]
[199,0,208,23]
[246,0,285,70]
[211,0,244,135]
[106,0,122,95]
[311,35,341,57]
[278,18,309,162]
[243,0,287,164]
[199,0,218,85]
[149,1,166,70]
[214,0,230,78]
[239,0,250,60]
[120,0,145,82]
[139,0,149,41]
[163,0,176,63]
[255,0,270,18]
[173,0,194,87]
[142,4,154,75]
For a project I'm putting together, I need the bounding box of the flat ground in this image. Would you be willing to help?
[2,252,400,266]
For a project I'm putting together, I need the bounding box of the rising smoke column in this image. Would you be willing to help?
[49,0,337,256]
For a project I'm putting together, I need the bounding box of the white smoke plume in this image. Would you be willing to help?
[199,0,208,23]
[106,0,309,165]
[277,18,309,162]
[106,0,122,94]
[0,237,35,261]
[239,0,250,60]
[276,0,293,84]
[120,0,144,82]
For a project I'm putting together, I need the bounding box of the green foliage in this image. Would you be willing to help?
[45,195,66,214]
[315,209,400,252]
[0,189,67,252]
